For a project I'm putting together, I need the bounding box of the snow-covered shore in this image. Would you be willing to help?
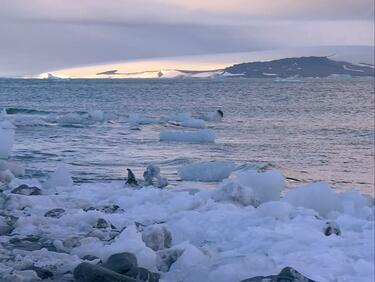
[0,162,374,281]
[0,113,374,282]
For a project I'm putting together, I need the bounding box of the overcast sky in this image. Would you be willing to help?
[0,0,374,76]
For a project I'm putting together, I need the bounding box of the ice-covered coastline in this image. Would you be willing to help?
[0,113,374,282]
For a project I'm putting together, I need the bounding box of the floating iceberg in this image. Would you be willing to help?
[168,112,206,129]
[44,164,74,189]
[179,118,206,129]
[178,161,236,182]
[160,129,215,143]
[211,169,285,206]
[283,182,371,217]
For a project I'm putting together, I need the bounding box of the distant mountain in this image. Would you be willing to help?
[223,56,374,78]
[36,56,374,79]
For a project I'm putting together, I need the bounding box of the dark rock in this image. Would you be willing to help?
[82,255,101,262]
[0,216,14,235]
[100,252,160,281]
[225,56,375,78]
[156,248,183,272]
[240,266,316,282]
[11,184,41,195]
[9,236,57,252]
[27,266,54,280]
[126,267,160,282]
[102,205,123,213]
[83,207,98,212]
[126,168,138,186]
[324,221,341,236]
[103,252,138,274]
[142,225,172,251]
[96,218,109,229]
[73,262,139,282]
[9,236,42,251]
[44,208,65,218]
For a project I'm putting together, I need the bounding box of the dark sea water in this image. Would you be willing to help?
[0,78,374,194]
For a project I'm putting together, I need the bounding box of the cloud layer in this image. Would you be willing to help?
[0,0,373,76]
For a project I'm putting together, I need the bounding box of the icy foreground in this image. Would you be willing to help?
[0,120,15,159]
[0,166,374,281]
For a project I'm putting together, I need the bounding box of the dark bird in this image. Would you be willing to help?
[126,168,138,186]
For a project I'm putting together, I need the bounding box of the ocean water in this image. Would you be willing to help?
[0,78,374,194]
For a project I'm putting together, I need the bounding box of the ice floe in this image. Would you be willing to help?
[160,129,215,143]
[178,161,236,182]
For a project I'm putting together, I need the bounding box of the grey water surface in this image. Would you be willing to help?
[0,78,374,194]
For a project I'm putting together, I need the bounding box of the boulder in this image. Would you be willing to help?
[125,267,160,282]
[156,248,184,272]
[44,208,65,218]
[102,204,123,213]
[8,235,57,252]
[73,262,138,282]
[102,252,160,281]
[0,215,14,235]
[102,252,138,274]
[323,221,341,236]
[26,266,54,280]
[96,218,110,229]
[82,255,101,262]
[240,267,316,282]
[11,184,41,195]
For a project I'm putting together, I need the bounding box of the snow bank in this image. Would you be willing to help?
[0,120,15,159]
[283,182,371,217]
[178,161,236,182]
[0,176,373,282]
[160,129,215,143]
[211,169,285,206]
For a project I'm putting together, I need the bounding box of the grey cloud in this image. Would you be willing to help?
[0,0,373,76]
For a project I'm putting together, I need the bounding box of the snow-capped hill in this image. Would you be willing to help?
[94,69,222,79]
[223,56,374,78]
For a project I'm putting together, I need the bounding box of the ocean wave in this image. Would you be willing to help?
[4,107,52,115]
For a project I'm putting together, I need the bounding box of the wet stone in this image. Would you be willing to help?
[103,252,138,274]
[11,184,41,196]
[102,205,123,213]
[156,248,184,272]
[324,221,341,236]
[9,236,57,252]
[96,218,110,229]
[74,262,139,282]
[26,266,54,280]
[82,255,101,262]
[44,208,65,218]
[240,266,316,282]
